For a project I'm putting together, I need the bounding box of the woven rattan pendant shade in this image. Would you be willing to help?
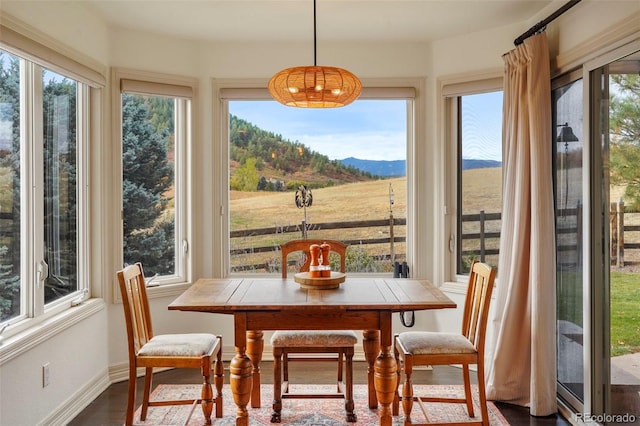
[268,65,361,108]
[268,0,361,108]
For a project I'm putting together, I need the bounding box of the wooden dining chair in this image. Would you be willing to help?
[117,263,224,426]
[270,239,358,423]
[394,260,497,426]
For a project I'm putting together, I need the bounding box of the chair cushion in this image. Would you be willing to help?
[397,331,476,355]
[271,330,358,347]
[138,333,217,357]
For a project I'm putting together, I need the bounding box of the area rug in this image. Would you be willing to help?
[133,384,509,425]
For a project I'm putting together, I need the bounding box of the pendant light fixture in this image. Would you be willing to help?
[268,0,361,108]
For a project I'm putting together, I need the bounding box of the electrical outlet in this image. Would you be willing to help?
[42,363,50,387]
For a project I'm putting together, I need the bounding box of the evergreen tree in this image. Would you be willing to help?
[610,74,640,208]
[122,94,174,275]
[0,52,21,321]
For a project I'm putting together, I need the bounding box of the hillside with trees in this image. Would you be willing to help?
[230,115,379,191]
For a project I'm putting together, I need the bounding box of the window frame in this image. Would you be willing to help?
[441,72,503,292]
[0,44,95,343]
[212,79,424,279]
[112,68,196,293]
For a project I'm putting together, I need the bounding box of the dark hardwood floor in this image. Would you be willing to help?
[69,362,571,425]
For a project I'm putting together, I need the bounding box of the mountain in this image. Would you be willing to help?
[339,157,406,177]
[339,157,502,176]
[461,159,502,170]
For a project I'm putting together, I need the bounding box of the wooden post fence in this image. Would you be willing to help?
[611,200,624,267]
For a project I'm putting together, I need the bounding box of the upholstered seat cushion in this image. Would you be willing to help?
[397,331,476,355]
[138,333,217,357]
[271,330,358,347]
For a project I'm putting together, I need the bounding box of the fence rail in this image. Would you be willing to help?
[230,218,407,272]
[2,202,638,272]
[229,202,640,271]
[610,200,640,267]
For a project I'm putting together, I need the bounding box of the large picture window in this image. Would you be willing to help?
[219,87,415,275]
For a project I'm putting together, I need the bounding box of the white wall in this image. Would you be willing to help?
[0,311,109,426]
[0,0,638,424]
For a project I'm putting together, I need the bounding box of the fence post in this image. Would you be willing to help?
[389,213,395,264]
[479,210,486,262]
[618,199,624,267]
[611,202,618,265]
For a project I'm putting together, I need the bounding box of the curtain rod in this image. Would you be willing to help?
[514,0,582,46]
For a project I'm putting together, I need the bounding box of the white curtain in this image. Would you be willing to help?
[485,32,557,416]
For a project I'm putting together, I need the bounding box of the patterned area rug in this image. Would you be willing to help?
[133,384,510,425]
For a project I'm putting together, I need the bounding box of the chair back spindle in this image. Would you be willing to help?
[461,260,496,351]
[119,263,154,354]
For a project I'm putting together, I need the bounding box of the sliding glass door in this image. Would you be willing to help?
[591,47,640,423]
[555,40,640,423]
[553,72,585,412]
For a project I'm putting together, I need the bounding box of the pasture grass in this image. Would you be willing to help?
[610,272,640,356]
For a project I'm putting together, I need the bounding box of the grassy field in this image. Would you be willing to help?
[230,177,409,272]
[230,176,408,230]
[610,272,640,356]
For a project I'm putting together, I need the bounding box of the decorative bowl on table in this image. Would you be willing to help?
[293,271,346,289]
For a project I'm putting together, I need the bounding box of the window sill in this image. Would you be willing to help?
[113,280,194,304]
[0,298,106,365]
[440,277,501,296]
[145,281,194,299]
[440,280,469,295]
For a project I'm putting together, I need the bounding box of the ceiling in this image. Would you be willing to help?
[83,0,556,43]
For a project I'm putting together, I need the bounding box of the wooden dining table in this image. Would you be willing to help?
[168,276,456,426]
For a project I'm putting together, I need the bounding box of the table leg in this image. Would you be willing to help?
[362,329,380,408]
[247,330,264,408]
[231,315,253,426]
[374,312,397,426]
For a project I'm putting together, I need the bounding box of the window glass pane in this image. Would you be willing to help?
[554,77,585,404]
[43,68,78,303]
[121,93,176,276]
[0,50,21,321]
[229,100,407,274]
[458,91,502,274]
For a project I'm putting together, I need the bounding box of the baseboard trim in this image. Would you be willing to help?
[38,368,111,426]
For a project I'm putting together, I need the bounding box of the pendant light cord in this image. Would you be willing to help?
[313,0,317,66]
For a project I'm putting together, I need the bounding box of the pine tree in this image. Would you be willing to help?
[610,74,640,208]
[122,94,174,275]
[0,52,21,321]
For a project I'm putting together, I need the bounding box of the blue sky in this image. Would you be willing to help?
[230,94,503,162]
[461,91,503,162]
[229,100,408,161]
